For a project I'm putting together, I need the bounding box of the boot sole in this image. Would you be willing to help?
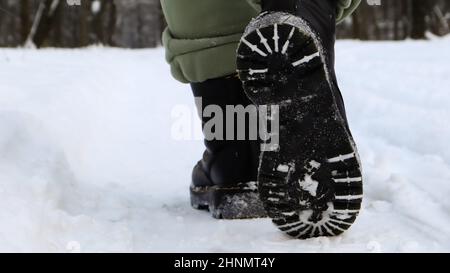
[237,12,363,239]
[190,182,267,219]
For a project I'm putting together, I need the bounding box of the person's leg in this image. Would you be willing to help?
[236,0,363,238]
[161,0,360,84]
[160,0,266,219]
[160,0,362,223]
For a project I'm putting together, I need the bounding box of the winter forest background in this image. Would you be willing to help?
[0,0,449,48]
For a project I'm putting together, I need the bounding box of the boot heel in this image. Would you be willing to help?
[190,182,267,219]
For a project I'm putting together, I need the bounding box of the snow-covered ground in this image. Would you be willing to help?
[0,37,450,252]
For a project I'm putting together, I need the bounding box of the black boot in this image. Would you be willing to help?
[190,76,266,219]
[237,0,363,238]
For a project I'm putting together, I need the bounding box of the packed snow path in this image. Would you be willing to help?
[0,37,450,252]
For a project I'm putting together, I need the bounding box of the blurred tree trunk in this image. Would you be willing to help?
[0,0,21,46]
[112,0,162,48]
[93,0,117,45]
[410,0,428,39]
[26,0,62,47]
[20,0,31,43]
[79,0,90,46]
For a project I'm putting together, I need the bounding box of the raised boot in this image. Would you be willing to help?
[190,76,267,219]
[236,0,363,238]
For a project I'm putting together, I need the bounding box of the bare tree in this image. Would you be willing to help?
[112,0,162,48]
[25,0,62,47]
[20,0,31,43]
[410,0,428,39]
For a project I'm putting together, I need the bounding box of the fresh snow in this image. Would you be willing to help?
[1,37,450,252]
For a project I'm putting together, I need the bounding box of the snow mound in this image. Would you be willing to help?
[0,112,132,252]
